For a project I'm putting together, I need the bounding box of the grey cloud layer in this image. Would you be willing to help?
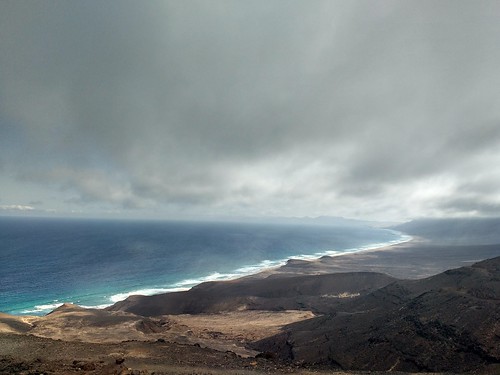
[1,1,499,219]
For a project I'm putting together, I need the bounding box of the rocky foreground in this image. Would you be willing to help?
[1,242,499,374]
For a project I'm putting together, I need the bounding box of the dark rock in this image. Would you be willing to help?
[0,357,30,373]
[108,272,396,316]
[255,351,276,359]
[135,318,165,334]
[72,360,96,371]
[254,257,500,373]
[81,361,96,371]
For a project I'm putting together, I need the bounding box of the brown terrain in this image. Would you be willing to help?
[255,256,500,373]
[1,234,499,374]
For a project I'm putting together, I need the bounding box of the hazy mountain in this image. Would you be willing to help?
[394,217,500,244]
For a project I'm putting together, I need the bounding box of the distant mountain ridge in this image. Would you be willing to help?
[220,215,400,228]
[393,217,500,244]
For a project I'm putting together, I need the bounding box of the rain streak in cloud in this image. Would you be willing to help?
[1,0,500,220]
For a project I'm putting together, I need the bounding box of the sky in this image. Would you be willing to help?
[1,0,500,222]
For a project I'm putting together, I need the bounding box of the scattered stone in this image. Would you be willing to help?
[115,357,125,365]
[72,360,96,371]
[256,351,275,359]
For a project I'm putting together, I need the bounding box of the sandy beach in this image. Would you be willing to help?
[268,237,500,279]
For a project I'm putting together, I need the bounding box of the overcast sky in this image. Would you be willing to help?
[1,0,500,221]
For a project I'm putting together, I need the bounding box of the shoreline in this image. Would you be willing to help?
[10,232,500,316]
[269,237,500,280]
[107,231,413,299]
[2,239,499,374]
[12,231,411,316]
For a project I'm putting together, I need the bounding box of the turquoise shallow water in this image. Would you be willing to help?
[0,217,408,315]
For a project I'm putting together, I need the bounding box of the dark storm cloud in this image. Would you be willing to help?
[339,120,500,195]
[1,0,499,219]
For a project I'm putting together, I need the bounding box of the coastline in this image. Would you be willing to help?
[269,237,500,279]
[9,230,500,316]
[2,237,499,374]
[105,231,413,304]
[11,229,410,316]
[104,236,500,318]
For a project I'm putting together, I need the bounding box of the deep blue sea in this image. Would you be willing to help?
[0,216,408,315]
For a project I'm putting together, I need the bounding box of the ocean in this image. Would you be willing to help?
[0,216,408,315]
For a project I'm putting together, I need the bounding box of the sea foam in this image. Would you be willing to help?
[21,302,64,314]
[103,234,413,306]
[1,217,411,315]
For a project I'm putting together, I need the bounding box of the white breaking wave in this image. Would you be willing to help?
[107,232,413,304]
[21,302,64,314]
[109,287,190,303]
[24,232,414,310]
[79,303,114,309]
[13,230,413,315]
[109,272,243,303]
